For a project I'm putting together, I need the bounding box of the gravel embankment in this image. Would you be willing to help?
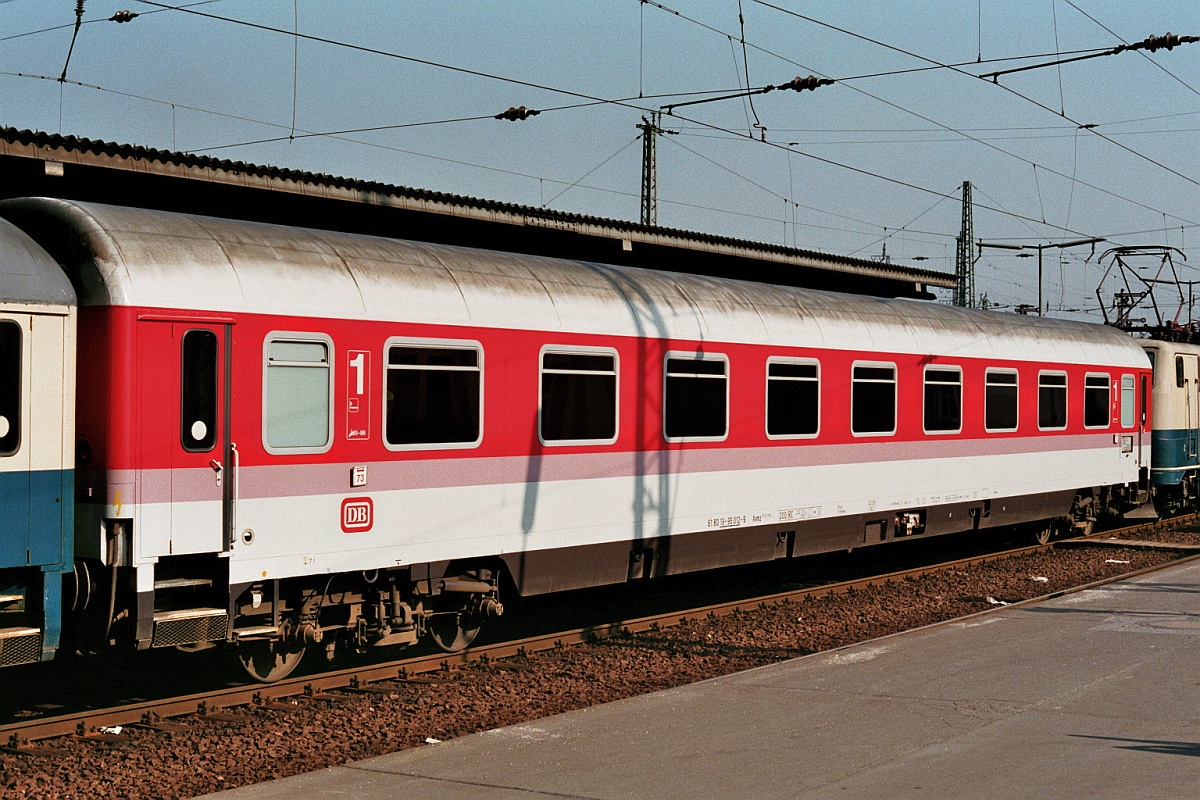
[0,543,1191,800]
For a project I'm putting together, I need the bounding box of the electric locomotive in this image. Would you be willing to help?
[1142,340,1200,513]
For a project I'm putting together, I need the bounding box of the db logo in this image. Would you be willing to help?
[340,497,373,533]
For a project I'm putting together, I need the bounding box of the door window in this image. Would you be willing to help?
[0,320,20,455]
[181,329,218,451]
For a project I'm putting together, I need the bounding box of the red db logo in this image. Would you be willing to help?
[341,497,373,533]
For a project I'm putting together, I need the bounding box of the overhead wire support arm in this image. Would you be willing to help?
[661,75,833,114]
[977,238,1105,317]
[979,32,1198,83]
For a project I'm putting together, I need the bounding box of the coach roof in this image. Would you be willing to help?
[0,216,75,308]
[0,198,1146,368]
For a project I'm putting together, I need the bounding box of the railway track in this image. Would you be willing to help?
[4,517,1199,751]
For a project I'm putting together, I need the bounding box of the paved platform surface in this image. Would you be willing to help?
[205,559,1200,800]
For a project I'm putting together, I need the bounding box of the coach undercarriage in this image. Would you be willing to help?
[59,481,1139,682]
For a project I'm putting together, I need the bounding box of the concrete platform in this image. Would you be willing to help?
[204,559,1200,799]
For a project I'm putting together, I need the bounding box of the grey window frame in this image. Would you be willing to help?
[1083,372,1111,430]
[984,369,1019,433]
[851,361,897,437]
[1037,370,1068,431]
[765,357,820,440]
[382,337,483,452]
[663,351,729,443]
[538,345,619,447]
[922,365,962,435]
[262,331,334,455]
[1121,373,1136,429]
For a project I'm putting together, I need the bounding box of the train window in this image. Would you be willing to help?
[985,370,1018,432]
[1038,372,1068,430]
[1177,356,1186,388]
[664,354,728,441]
[766,359,819,438]
[923,366,962,434]
[263,335,333,452]
[1121,374,1136,428]
[0,320,20,456]
[540,349,618,445]
[181,330,218,452]
[1141,375,1148,426]
[851,362,896,436]
[385,341,481,449]
[1083,374,1110,429]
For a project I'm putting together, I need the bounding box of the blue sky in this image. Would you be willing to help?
[1,1,1197,317]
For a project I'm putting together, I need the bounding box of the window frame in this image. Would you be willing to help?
[764,357,821,440]
[922,364,963,436]
[382,336,484,453]
[0,318,21,457]
[180,328,219,453]
[1082,372,1111,430]
[984,368,1019,433]
[261,331,335,456]
[538,344,619,447]
[662,351,730,443]
[850,360,897,438]
[1037,370,1069,431]
[1121,373,1136,429]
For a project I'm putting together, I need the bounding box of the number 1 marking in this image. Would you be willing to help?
[350,352,365,396]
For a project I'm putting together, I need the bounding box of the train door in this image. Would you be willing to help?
[1188,356,1200,467]
[0,315,31,570]
[138,321,231,558]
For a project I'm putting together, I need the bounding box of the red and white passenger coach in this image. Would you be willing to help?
[0,198,1151,680]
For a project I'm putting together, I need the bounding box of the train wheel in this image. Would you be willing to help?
[236,638,305,683]
[427,604,483,653]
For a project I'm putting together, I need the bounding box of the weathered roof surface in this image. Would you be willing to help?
[0,199,1143,368]
[0,216,75,307]
[0,127,954,295]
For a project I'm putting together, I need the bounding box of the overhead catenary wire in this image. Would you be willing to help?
[644,0,1198,228]
[1063,0,1200,98]
[750,0,1200,190]
[15,1,1192,266]
[0,0,226,43]
[0,69,912,245]
[136,0,1199,233]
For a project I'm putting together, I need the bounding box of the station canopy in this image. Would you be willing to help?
[0,127,953,300]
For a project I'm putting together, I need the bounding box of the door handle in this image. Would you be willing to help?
[209,459,223,487]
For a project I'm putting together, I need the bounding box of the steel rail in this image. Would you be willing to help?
[4,517,1197,748]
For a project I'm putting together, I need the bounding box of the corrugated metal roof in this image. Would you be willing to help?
[0,127,955,290]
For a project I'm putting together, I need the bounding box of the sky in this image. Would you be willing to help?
[1,1,1197,321]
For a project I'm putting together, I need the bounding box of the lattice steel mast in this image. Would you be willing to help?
[954,181,975,308]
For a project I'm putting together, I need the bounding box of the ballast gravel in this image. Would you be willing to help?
[0,543,1189,800]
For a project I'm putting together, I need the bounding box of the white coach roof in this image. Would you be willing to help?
[0,198,1147,367]
[0,216,75,307]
